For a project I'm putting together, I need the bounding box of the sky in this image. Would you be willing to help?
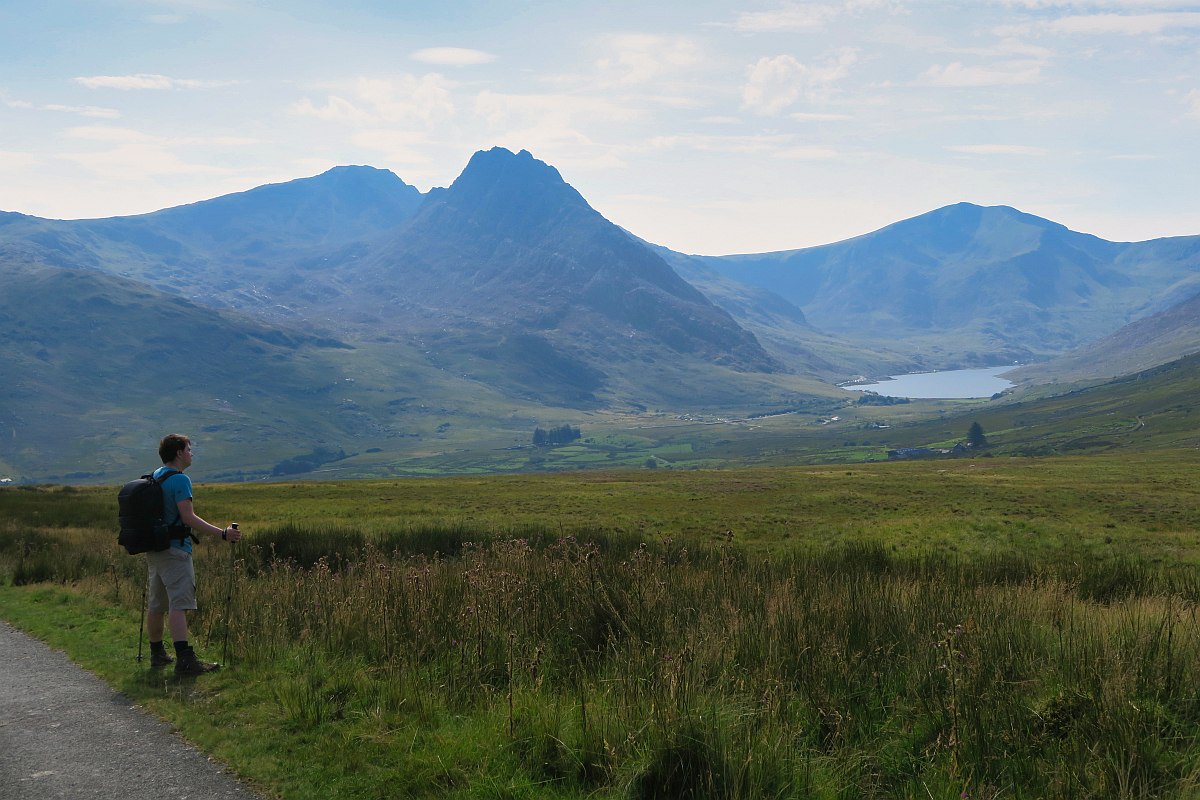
[2,0,1199,255]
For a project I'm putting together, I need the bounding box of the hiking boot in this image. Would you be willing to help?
[174,647,220,676]
[149,649,174,668]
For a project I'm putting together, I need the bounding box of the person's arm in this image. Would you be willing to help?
[176,498,241,541]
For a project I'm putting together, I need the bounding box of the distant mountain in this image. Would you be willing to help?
[1,150,825,435]
[0,165,423,311]
[642,238,926,381]
[324,148,776,403]
[699,203,1200,365]
[1005,289,1200,385]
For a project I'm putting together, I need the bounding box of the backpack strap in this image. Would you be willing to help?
[153,469,195,543]
[154,468,182,484]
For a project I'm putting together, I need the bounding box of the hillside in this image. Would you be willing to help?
[648,242,925,380]
[325,148,780,405]
[0,262,573,484]
[2,149,812,413]
[698,203,1200,366]
[0,165,423,313]
[1005,290,1200,385]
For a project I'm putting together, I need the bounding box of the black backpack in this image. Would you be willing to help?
[116,469,193,555]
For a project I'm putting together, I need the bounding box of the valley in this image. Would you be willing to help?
[2,147,1199,484]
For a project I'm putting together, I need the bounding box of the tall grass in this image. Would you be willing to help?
[3,496,1200,798]
[199,528,1200,796]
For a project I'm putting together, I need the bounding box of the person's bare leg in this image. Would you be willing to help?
[168,609,188,643]
[147,611,165,641]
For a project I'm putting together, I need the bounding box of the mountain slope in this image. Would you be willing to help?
[225,148,783,406]
[0,166,423,312]
[903,350,1200,457]
[0,261,599,484]
[646,240,925,380]
[0,262,355,480]
[359,148,773,360]
[699,203,1200,364]
[1005,290,1200,385]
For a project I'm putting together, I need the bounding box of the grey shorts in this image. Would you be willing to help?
[146,547,197,613]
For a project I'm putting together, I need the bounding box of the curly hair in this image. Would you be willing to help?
[158,433,191,464]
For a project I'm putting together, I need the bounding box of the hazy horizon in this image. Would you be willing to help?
[3,0,1199,254]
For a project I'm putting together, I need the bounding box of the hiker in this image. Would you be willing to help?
[146,433,241,675]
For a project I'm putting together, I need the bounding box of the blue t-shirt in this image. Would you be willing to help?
[153,467,194,553]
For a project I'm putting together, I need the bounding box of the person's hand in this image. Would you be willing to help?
[224,526,242,543]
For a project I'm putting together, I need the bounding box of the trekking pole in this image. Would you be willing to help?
[136,577,147,663]
[221,523,239,667]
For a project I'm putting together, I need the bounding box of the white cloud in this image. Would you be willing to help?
[942,39,1055,59]
[475,91,638,126]
[147,14,185,24]
[356,74,457,125]
[741,49,859,115]
[57,140,230,180]
[643,95,708,109]
[1046,12,1200,34]
[730,3,840,32]
[919,61,1044,86]
[789,112,855,120]
[774,147,839,159]
[1182,88,1200,118]
[610,194,669,202]
[64,126,157,143]
[174,136,262,146]
[0,151,37,171]
[75,74,232,90]
[43,104,121,118]
[472,92,633,170]
[290,96,378,124]
[410,47,497,67]
[946,144,1050,155]
[54,126,245,180]
[7,100,33,108]
[998,0,1200,8]
[351,130,435,164]
[596,35,701,87]
[700,116,744,123]
[992,24,1033,37]
[293,157,342,173]
[643,133,797,154]
[867,23,948,50]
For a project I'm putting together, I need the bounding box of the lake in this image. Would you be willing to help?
[843,366,1016,399]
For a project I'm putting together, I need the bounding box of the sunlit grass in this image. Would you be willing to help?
[3,456,1200,798]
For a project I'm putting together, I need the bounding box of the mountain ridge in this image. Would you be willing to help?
[694,202,1200,365]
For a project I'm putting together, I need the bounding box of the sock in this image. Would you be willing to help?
[174,640,190,656]
[150,640,167,652]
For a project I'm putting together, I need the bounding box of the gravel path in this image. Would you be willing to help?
[0,620,264,800]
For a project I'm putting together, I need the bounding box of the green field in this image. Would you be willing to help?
[3,451,1200,798]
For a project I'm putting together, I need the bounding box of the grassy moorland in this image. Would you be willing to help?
[2,452,1200,799]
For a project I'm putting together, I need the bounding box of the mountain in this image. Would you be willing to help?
[0,150,844,484]
[1005,289,1200,385]
[2,148,788,410]
[0,165,423,312]
[324,148,777,403]
[698,203,1200,366]
[642,238,926,381]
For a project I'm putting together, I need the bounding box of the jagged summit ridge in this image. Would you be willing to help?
[357,147,772,372]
